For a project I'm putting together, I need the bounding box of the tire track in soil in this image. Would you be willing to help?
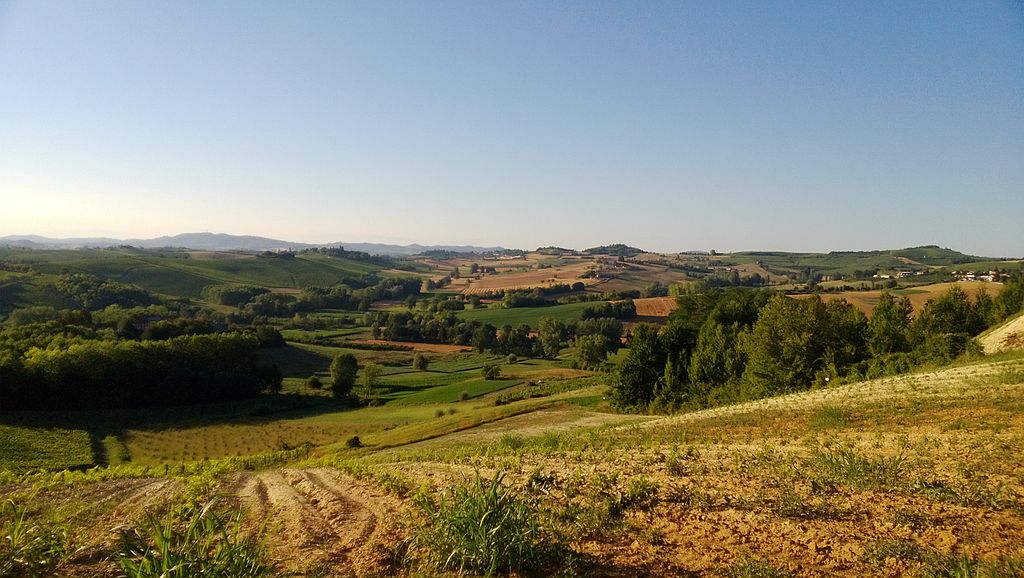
[231,468,405,575]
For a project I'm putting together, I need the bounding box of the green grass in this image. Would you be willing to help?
[0,424,95,473]
[413,472,567,577]
[118,502,283,578]
[456,301,603,327]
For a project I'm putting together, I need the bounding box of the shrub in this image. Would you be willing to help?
[482,364,501,380]
[345,436,362,448]
[413,472,565,576]
[413,353,429,371]
[306,375,323,390]
[118,501,281,578]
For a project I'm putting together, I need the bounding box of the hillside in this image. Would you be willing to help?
[5,354,1022,576]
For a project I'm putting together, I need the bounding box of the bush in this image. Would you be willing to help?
[345,435,362,448]
[482,364,501,380]
[306,375,323,390]
[118,501,281,578]
[413,472,566,576]
[413,353,429,371]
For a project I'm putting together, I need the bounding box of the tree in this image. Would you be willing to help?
[611,324,664,409]
[330,353,359,399]
[537,317,566,359]
[740,295,825,399]
[574,333,608,370]
[482,363,501,380]
[361,362,383,398]
[868,292,913,356]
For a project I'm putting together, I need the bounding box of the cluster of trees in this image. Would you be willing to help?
[366,308,540,356]
[537,317,624,368]
[580,300,636,320]
[55,273,159,310]
[613,279,1024,412]
[205,277,424,316]
[0,332,280,409]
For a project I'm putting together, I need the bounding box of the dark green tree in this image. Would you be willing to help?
[611,324,664,409]
[868,292,913,356]
[574,333,607,370]
[330,352,359,399]
[537,317,566,359]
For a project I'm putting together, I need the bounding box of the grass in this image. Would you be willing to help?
[118,501,282,578]
[456,300,603,327]
[2,248,381,298]
[413,471,567,577]
[0,497,72,576]
[0,424,95,473]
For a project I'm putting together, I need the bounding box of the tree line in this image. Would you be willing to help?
[612,278,1024,412]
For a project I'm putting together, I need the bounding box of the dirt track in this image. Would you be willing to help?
[229,468,406,576]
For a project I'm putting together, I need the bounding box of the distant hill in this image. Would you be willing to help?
[0,233,506,256]
[583,244,646,258]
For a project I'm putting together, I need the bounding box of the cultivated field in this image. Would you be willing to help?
[633,296,679,317]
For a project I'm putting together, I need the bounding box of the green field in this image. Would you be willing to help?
[456,301,603,326]
[0,423,95,473]
[0,248,382,298]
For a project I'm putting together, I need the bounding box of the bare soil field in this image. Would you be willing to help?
[228,468,406,576]
[460,260,597,295]
[979,313,1024,354]
[633,296,678,317]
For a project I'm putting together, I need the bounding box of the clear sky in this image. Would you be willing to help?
[1,1,1022,256]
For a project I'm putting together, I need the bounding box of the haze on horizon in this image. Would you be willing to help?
[1,2,1022,257]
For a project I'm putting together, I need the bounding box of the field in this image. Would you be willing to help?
[456,300,602,326]
[3,245,1024,577]
[0,248,381,299]
[633,296,679,317]
[8,353,1023,576]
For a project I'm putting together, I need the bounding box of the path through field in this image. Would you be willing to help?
[229,468,406,576]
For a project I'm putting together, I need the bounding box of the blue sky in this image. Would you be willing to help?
[1,1,1022,255]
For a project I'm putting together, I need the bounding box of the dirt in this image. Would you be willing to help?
[228,468,407,576]
[978,314,1024,354]
[633,296,678,317]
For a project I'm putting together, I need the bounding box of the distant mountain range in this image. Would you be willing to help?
[0,233,506,256]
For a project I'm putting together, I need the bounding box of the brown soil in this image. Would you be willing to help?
[978,314,1024,354]
[228,468,407,576]
[633,296,678,317]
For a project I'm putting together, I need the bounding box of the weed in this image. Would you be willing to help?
[413,472,567,577]
[920,552,1024,577]
[863,538,925,567]
[809,405,852,429]
[117,500,282,578]
[723,555,793,578]
[0,498,71,577]
[807,445,907,489]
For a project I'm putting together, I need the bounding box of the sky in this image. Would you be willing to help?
[1,1,1022,256]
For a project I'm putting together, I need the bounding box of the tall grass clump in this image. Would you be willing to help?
[807,445,907,490]
[413,472,567,577]
[118,500,282,578]
[0,498,71,577]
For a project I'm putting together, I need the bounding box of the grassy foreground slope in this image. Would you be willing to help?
[9,354,1021,577]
